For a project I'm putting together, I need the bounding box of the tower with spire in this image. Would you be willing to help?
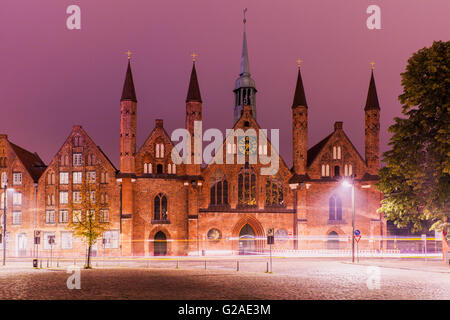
[185,53,202,176]
[234,8,257,124]
[292,59,308,175]
[120,52,137,174]
[364,64,380,175]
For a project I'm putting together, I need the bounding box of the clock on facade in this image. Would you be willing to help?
[238,136,257,156]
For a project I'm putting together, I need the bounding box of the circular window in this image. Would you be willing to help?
[275,229,289,242]
[207,228,221,241]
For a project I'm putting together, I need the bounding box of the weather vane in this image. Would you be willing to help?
[191,52,198,63]
[126,50,132,60]
[296,59,303,68]
[370,61,375,70]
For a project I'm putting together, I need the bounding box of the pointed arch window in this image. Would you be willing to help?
[321,164,330,177]
[344,164,353,177]
[238,166,256,206]
[73,135,82,147]
[153,193,168,221]
[210,173,229,206]
[155,143,165,158]
[144,163,152,174]
[329,195,342,221]
[265,177,284,206]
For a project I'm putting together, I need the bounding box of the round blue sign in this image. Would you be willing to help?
[354,230,360,236]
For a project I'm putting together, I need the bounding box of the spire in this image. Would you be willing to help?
[186,57,202,103]
[292,61,308,108]
[121,55,137,102]
[364,68,380,111]
[240,8,250,76]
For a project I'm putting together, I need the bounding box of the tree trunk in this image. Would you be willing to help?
[86,245,92,269]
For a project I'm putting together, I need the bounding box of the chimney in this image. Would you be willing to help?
[334,121,343,131]
[156,119,164,128]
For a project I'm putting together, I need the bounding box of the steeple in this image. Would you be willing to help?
[186,60,202,102]
[292,60,308,108]
[233,8,257,124]
[364,69,380,111]
[121,58,137,102]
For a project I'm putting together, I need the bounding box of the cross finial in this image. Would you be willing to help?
[191,52,198,63]
[296,59,302,68]
[370,61,375,70]
[126,50,132,60]
[243,8,247,24]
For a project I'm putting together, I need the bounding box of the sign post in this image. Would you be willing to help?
[48,235,55,267]
[267,228,274,273]
[354,230,361,263]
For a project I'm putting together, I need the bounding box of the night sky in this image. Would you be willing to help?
[1,0,449,168]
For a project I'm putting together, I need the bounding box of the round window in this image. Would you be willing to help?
[207,228,221,241]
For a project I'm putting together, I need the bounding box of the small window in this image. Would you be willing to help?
[87,171,96,183]
[73,171,82,184]
[12,172,22,185]
[60,172,69,185]
[59,191,68,204]
[103,231,119,249]
[12,211,22,225]
[61,232,73,249]
[73,210,82,223]
[13,192,22,205]
[45,210,55,224]
[73,153,82,166]
[59,210,69,223]
[73,191,81,203]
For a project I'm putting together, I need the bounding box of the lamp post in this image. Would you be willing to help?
[342,175,356,263]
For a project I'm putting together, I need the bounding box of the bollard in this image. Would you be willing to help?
[46,259,49,268]
[57,259,59,268]
[176,260,179,269]
[266,262,269,273]
[236,260,239,272]
[204,260,207,270]
[40,259,42,268]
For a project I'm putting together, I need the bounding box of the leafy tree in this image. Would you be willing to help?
[68,175,109,269]
[377,41,449,233]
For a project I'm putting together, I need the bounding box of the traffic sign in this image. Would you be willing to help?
[354,229,360,236]
[355,235,361,243]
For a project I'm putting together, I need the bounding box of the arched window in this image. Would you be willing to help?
[329,195,342,220]
[153,193,168,221]
[265,178,284,206]
[344,164,353,177]
[238,166,256,206]
[155,143,165,158]
[210,173,229,206]
[321,164,330,177]
[144,163,152,174]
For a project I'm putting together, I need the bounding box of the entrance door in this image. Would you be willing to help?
[17,233,27,257]
[327,231,339,250]
[239,224,256,255]
[154,231,167,256]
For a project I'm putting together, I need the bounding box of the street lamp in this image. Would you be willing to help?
[342,175,356,263]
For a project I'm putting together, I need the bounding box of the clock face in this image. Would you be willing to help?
[207,228,221,240]
[238,136,257,155]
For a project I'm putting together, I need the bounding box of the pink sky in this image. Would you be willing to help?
[0,0,449,167]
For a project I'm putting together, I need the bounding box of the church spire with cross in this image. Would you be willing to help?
[186,52,202,102]
[121,50,137,102]
[233,8,257,124]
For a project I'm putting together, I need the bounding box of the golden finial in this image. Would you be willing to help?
[296,59,302,68]
[126,50,132,60]
[370,61,375,70]
[191,52,198,63]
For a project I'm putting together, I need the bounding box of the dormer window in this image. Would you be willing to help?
[155,143,165,158]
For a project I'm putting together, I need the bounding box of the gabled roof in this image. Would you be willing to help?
[306,133,333,167]
[10,142,46,182]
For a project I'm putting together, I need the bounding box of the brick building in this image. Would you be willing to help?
[0,20,385,258]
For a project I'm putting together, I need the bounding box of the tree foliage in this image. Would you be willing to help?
[68,175,109,268]
[377,41,449,232]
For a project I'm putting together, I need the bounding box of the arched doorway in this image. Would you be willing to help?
[239,224,256,255]
[327,231,339,250]
[154,231,167,256]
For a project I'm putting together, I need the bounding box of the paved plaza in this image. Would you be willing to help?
[0,257,449,299]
